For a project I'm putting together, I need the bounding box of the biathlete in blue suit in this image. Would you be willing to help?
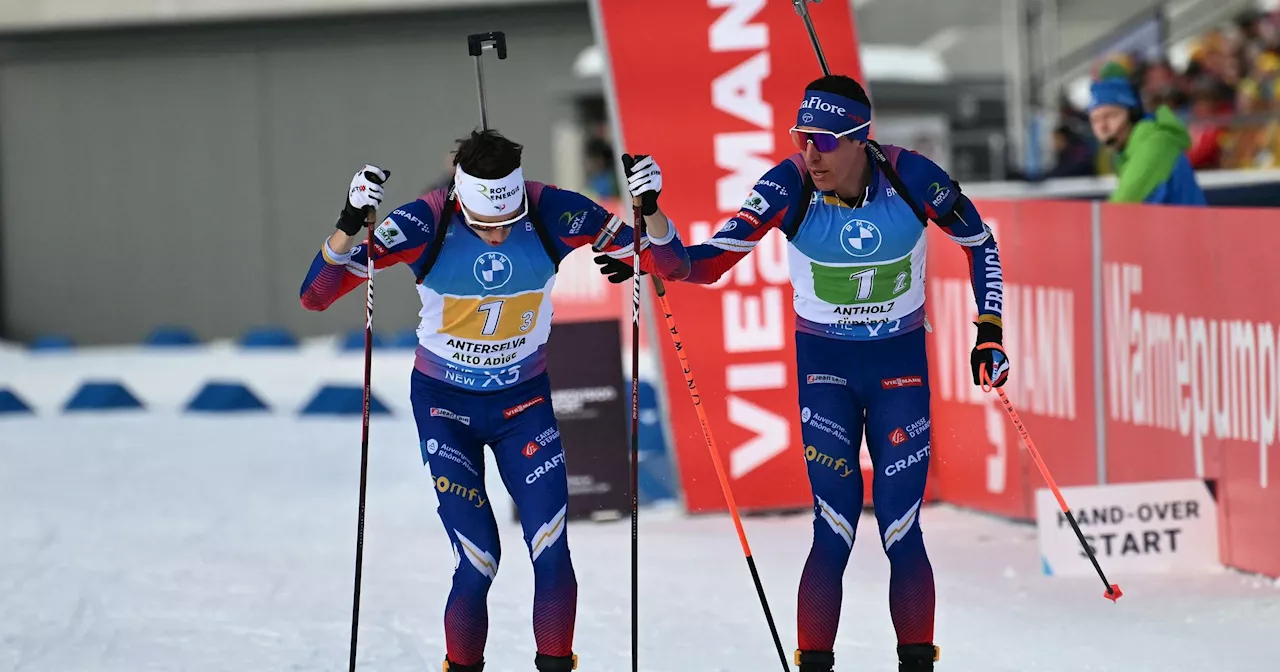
[596,75,1011,672]
[301,130,690,672]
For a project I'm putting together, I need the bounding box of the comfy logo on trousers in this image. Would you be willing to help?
[805,445,855,478]
[435,475,487,509]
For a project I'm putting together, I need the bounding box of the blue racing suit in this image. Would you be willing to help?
[301,181,689,666]
[684,146,1003,654]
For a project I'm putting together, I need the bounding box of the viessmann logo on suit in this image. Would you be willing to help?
[882,375,923,389]
[504,395,546,420]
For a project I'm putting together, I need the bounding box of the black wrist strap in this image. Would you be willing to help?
[336,203,367,235]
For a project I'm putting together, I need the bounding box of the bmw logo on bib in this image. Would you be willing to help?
[840,219,882,258]
[474,251,513,290]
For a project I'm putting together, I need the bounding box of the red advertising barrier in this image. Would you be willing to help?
[1099,204,1280,577]
[592,0,863,512]
[925,200,1099,519]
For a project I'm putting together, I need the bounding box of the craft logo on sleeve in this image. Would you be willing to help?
[392,208,429,233]
[755,179,788,197]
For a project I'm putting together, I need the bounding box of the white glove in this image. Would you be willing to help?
[625,155,662,200]
[348,164,390,212]
[337,164,391,235]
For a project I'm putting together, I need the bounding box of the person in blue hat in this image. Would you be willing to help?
[1088,62,1207,205]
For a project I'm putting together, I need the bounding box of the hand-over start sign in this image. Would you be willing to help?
[1036,479,1220,576]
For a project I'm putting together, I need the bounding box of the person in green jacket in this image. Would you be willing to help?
[1087,62,1208,205]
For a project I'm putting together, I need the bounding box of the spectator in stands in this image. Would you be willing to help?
[1087,62,1207,205]
[1139,59,1185,113]
[582,137,619,200]
[1186,82,1227,169]
[1078,9,1280,171]
[1047,124,1096,178]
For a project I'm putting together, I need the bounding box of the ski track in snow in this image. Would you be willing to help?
[1,416,1277,672]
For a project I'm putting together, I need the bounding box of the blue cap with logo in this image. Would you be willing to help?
[796,90,872,140]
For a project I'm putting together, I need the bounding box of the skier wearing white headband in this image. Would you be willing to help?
[300,129,689,672]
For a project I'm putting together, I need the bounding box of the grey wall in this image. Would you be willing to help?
[0,4,597,344]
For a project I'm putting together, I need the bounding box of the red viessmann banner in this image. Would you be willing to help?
[592,0,863,512]
[1099,204,1280,577]
[925,200,1099,519]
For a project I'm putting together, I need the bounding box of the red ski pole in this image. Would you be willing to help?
[651,277,789,669]
[978,343,1122,602]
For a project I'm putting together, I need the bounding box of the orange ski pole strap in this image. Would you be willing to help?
[977,343,1123,603]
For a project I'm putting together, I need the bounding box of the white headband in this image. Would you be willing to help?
[455,164,526,225]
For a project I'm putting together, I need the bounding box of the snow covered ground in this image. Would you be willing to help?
[2,415,1277,672]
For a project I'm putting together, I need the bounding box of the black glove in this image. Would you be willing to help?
[594,254,646,284]
[336,165,391,235]
[622,153,661,217]
[970,321,1010,388]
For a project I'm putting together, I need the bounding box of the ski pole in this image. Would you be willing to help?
[651,276,790,670]
[347,178,384,672]
[792,0,830,75]
[628,198,642,672]
[978,344,1122,602]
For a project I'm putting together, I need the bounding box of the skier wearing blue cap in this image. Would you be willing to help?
[1088,62,1207,205]
[596,74,1009,672]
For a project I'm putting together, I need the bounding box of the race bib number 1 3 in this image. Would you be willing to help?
[440,292,542,340]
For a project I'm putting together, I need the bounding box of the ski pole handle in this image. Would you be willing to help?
[467,31,507,59]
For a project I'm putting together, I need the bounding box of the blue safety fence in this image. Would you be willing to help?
[238,326,299,349]
[0,388,33,415]
[18,324,426,351]
[186,382,269,413]
[145,326,201,347]
[64,381,145,412]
